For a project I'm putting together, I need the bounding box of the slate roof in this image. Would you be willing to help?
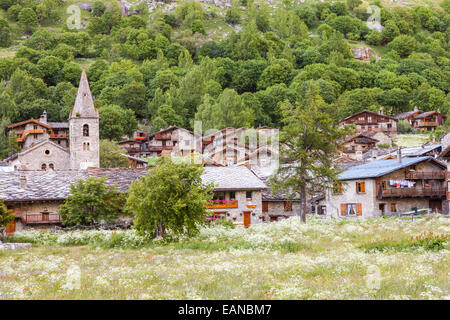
[250,166,299,201]
[0,166,266,202]
[48,122,69,129]
[338,156,447,181]
[201,166,266,191]
[413,111,446,119]
[70,70,98,119]
[384,144,441,158]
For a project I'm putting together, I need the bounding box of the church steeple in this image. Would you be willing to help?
[70,69,97,119]
[69,69,100,170]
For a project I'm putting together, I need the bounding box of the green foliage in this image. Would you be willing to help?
[126,158,213,238]
[0,18,11,47]
[18,7,39,33]
[397,119,412,133]
[0,200,14,229]
[272,83,348,222]
[99,139,129,168]
[214,218,235,229]
[99,105,138,141]
[59,177,124,227]
[360,233,448,252]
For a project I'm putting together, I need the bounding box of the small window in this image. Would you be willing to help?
[229,192,236,200]
[44,149,50,155]
[246,191,252,201]
[356,181,365,193]
[333,183,343,195]
[41,164,47,171]
[391,203,397,212]
[382,181,387,190]
[49,163,54,170]
[83,124,89,137]
[284,201,292,212]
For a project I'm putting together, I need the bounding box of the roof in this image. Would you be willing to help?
[413,110,446,119]
[48,122,69,129]
[439,129,450,142]
[250,166,299,201]
[119,153,147,163]
[0,166,266,202]
[394,110,423,120]
[385,144,441,158]
[340,110,397,123]
[201,166,266,191]
[70,69,98,119]
[7,119,52,130]
[338,156,446,181]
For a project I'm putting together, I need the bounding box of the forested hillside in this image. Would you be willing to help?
[0,0,449,147]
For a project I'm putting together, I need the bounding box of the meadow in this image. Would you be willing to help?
[0,216,448,300]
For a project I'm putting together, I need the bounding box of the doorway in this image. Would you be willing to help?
[429,200,442,213]
[243,212,251,228]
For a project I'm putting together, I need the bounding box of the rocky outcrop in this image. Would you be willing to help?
[351,46,380,62]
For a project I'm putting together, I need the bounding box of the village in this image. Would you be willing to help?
[0,69,448,236]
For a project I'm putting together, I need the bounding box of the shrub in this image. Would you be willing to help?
[359,232,448,252]
[397,119,412,133]
[214,218,235,229]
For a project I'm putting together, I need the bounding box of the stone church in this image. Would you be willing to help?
[5,70,100,171]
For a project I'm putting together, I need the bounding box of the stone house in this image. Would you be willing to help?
[339,110,398,136]
[395,108,447,131]
[341,133,379,160]
[3,70,100,171]
[7,111,69,150]
[325,156,447,218]
[438,130,450,214]
[0,166,267,233]
[147,126,200,158]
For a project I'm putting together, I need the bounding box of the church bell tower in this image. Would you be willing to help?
[69,69,100,170]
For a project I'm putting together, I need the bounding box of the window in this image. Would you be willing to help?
[41,164,47,171]
[83,124,89,137]
[229,192,236,200]
[333,183,343,194]
[382,181,387,190]
[356,181,365,193]
[379,203,385,213]
[391,203,397,212]
[44,149,50,155]
[284,201,292,212]
[49,163,54,170]
[246,191,252,201]
[262,202,268,212]
[213,192,225,201]
[340,203,362,216]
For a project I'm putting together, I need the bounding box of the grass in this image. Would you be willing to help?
[395,133,431,147]
[0,216,448,299]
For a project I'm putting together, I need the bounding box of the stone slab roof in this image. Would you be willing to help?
[201,166,266,191]
[338,156,446,181]
[0,166,267,202]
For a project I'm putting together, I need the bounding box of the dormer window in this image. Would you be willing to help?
[83,124,89,137]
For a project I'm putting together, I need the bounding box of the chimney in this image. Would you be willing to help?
[397,147,402,163]
[19,175,27,189]
[414,106,418,112]
[39,110,47,124]
[372,149,378,160]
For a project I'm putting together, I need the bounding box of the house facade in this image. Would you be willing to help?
[325,156,447,218]
[339,110,398,136]
[395,108,447,131]
[7,111,69,150]
[0,166,267,233]
[439,130,450,214]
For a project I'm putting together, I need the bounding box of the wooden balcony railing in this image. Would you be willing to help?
[20,213,61,224]
[17,129,45,142]
[378,187,445,199]
[405,172,446,179]
[154,133,172,140]
[205,200,239,209]
[416,121,439,127]
[124,147,141,153]
[149,145,173,152]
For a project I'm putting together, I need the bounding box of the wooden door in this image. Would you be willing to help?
[429,200,442,213]
[243,212,251,228]
[6,220,15,235]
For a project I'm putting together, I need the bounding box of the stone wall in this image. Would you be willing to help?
[17,141,70,171]
[69,117,100,169]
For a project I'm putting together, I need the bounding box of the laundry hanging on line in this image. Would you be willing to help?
[389,180,415,188]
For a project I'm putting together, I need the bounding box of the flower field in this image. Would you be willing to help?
[0,216,449,299]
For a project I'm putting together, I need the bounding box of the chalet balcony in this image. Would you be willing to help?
[405,171,446,179]
[378,187,446,199]
[124,147,141,153]
[154,133,172,140]
[17,129,45,142]
[416,121,439,127]
[20,213,61,224]
[149,145,173,152]
[205,200,239,209]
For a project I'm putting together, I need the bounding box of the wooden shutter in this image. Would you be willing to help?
[356,203,362,216]
[360,182,365,193]
[284,201,292,212]
[262,202,268,212]
[340,204,347,216]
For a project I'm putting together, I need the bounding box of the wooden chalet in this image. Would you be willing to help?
[339,110,397,135]
[395,109,446,131]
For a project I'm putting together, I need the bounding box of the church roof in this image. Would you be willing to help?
[70,69,98,119]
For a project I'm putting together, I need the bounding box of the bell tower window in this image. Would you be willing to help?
[83,124,89,137]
